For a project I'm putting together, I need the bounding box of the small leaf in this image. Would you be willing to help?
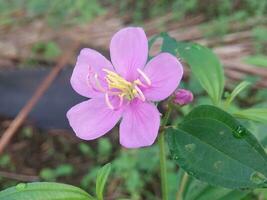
[55,164,74,177]
[234,108,267,124]
[160,32,178,56]
[225,81,251,107]
[167,105,267,189]
[97,138,112,162]
[40,168,56,181]
[148,34,160,50]
[243,55,267,68]
[0,182,94,200]
[96,163,111,200]
[160,33,224,105]
[79,142,94,156]
[176,43,224,105]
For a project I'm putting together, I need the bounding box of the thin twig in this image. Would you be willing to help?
[0,171,39,182]
[176,172,189,200]
[224,60,267,78]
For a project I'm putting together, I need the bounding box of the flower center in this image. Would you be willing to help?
[87,67,151,110]
[104,69,143,101]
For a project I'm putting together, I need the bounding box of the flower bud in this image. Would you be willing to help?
[173,89,193,105]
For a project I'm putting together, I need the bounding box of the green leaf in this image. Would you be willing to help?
[161,33,224,105]
[176,43,224,105]
[167,105,267,189]
[31,41,61,60]
[39,164,74,182]
[97,138,112,162]
[161,32,178,56]
[181,173,249,200]
[243,55,267,68]
[55,164,74,177]
[176,169,249,200]
[0,154,11,168]
[234,108,267,124]
[79,142,94,157]
[148,34,160,50]
[40,168,56,181]
[0,182,94,200]
[254,188,267,199]
[96,163,111,200]
[225,81,251,107]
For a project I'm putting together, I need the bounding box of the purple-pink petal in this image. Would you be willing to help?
[142,53,183,101]
[70,48,114,98]
[119,100,160,148]
[67,98,123,140]
[110,27,148,81]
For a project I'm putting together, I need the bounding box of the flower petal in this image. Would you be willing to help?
[71,48,114,98]
[67,98,123,140]
[119,100,160,148]
[143,53,183,101]
[110,27,148,81]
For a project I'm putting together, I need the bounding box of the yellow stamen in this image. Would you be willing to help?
[103,69,143,101]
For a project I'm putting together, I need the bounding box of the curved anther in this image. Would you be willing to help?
[137,69,151,86]
[86,73,93,89]
[134,79,147,88]
[118,94,124,107]
[94,74,106,92]
[135,85,146,101]
[86,72,106,93]
[105,93,124,110]
[105,93,115,110]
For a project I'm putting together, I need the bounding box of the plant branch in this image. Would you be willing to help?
[158,103,172,200]
[176,172,189,200]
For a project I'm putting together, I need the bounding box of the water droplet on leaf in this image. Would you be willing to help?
[250,172,267,184]
[172,155,179,160]
[219,131,224,135]
[233,126,246,139]
[185,143,196,152]
[16,183,27,191]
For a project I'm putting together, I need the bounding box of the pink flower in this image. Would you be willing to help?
[67,27,183,148]
[173,89,193,105]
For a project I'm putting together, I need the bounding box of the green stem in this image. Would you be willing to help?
[159,132,168,200]
[158,105,172,200]
[176,172,189,200]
